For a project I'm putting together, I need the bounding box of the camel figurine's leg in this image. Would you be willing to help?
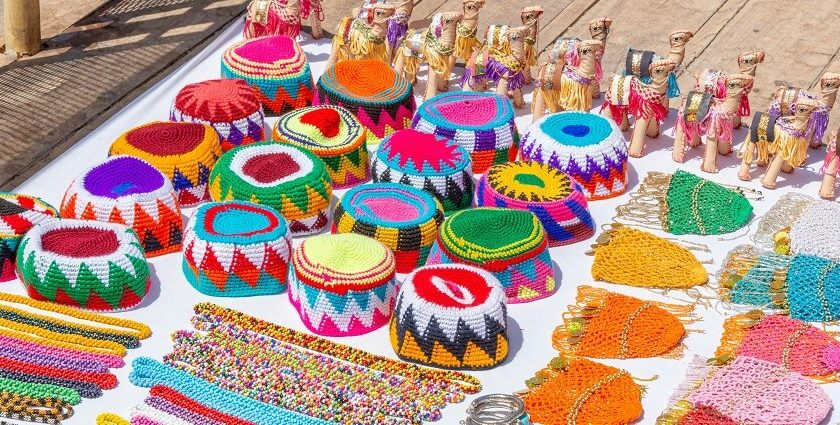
[781,162,794,174]
[386,44,395,64]
[761,155,786,189]
[532,90,547,123]
[437,66,450,92]
[425,71,440,101]
[310,14,323,39]
[738,156,753,181]
[645,117,659,138]
[732,115,742,129]
[689,132,701,148]
[326,37,344,69]
[496,77,511,100]
[511,88,524,109]
[523,66,533,85]
[821,156,838,199]
[591,81,601,99]
[672,124,687,163]
[718,140,732,156]
[629,118,648,158]
[619,112,630,131]
[393,53,406,77]
[702,137,719,173]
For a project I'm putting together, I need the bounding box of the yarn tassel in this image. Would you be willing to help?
[485,58,525,91]
[767,100,781,117]
[401,50,420,82]
[710,311,763,365]
[425,43,450,76]
[628,83,668,124]
[243,1,282,39]
[717,245,791,311]
[656,356,714,425]
[349,25,387,62]
[386,19,408,50]
[525,44,538,67]
[614,172,672,230]
[600,102,626,126]
[675,111,701,144]
[667,72,680,98]
[454,32,479,62]
[594,58,603,82]
[738,94,750,117]
[809,108,830,145]
[739,131,770,166]
[558,72,593,112]
[566,45,581,67]
[769,129,809,167]
[822,150,837,174]
[715,77,727,99]
[531,86,562,115]
[700,110,734,147]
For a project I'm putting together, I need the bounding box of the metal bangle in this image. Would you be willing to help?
[462,394,530,425]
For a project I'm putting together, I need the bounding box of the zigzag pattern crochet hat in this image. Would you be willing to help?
[0,193,57,281]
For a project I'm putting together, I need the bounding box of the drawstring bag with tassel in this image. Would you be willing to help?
[751,193,840,261]
[552,285,697,359]
[615,170,759,236]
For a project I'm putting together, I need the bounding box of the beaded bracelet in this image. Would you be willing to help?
[0,308,138,348]
[0,356,117,390]
[0,334,124,369]
[0,391,73,424]
[0,376,81,405]
[96,413,129,425]
[134,394,218,425]
[0,316,127,357]
[0,342,106,373]
[149,385,254,425]
[0,367,102,399]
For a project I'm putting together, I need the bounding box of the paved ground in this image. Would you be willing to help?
[0,0,107,50]
[0,0,838,189]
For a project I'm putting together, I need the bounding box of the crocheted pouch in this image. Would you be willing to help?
[552,285,695,359]
[0,193,57,282]
[750,192,814,253]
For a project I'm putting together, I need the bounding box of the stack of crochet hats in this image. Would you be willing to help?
[0,193,57,281]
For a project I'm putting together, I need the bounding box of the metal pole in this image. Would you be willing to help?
[4,0,41,57]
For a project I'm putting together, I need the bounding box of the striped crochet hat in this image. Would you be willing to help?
[182,201,292,297]
[0,193,57,281]
[208,142,332,237]
[171,78,266,152]
[313,59,415,145]
[332,183,444,273]
[221,35,314,116]
[288,233,397,336]
[109,121,221,207]
[273,105,370,188]
[477,161,595,246]
[60,155,183,258]
[390,264,508,370]
[426,208,555,303]
[372,129,474,214]
[412,92,519,173]
[521,111,628,200]
[17,219,151,311]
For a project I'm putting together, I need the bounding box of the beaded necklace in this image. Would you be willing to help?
[0,391,73,424]
[0,376,81,405]
[0,367,103,399]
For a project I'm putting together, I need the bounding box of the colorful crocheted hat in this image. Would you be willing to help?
[0,193,57,282]
[221,35,314,116]
[750,193,816,253]
[371,129,474,214]
[412,92,519,174]
[313,59,415,145]
[109,121,221,207]
[60,155,183,258]
[16,219,151,311]
[288,233,397,336]
[272,105,370,188]
[426,208,555,303]
[521,111,628,200]
[171,78,266,152]
[208,142,332,237]
[477,161,595,246]
[389,264,508,370]
[333,183,444,273]
[182,201,292,297]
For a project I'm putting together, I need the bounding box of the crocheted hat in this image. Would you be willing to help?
[313,59,415,145]
[521,111,628,200]
[171,78,266,152]
[477,161,595,246]
[0,193,57,282]
[272,105,370,189]
[389,264,508,370]
[109,121,221,207]
[182,201,292,297]
[333,183,444,273]
[288,233,397,336]
[16,219,151,311]
[208,142,332,237]
[412,92,519,174]
[426,208,555,303]
[750,193,815,253]
[60,155,183,258]
[371,129,474,214]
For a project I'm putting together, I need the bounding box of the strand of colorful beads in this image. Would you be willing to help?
[0,368,102,399]
[0,391,74,424]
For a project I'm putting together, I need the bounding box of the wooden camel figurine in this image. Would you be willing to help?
[693,51,766,128]
[769,72,840,149]
[623,30,693,115]
[520,5,545,85]
[385,0,415,63]
[244,0,325,39]
[327,2,395,68]
[673,74,754,173]
[601,59,677,158]
[462,25,530,109]
[542,17,613,99]
[530,39,603,122]
[819,129,840,198]
[449,0,486,84]
[393,11,464,100]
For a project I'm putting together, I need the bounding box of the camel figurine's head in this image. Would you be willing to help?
[794,98,819,119]
[430,11,464,38]
[820,72,840,92]
[577,39,604,59]
[649,59,677,80]
[370,3,396,24]
[737,51,765,70]
[505,25,531,59]
[462,0,485,19]
[725,74,754,97]
[520,6,544,26]
[588,17,612,41]
[669,30,694,48]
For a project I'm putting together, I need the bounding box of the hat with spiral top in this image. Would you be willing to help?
[371,129,474,214]
[16,219,151,311]
[208,142,332,237]
[288,233,397,336]
[222,35,314,116]
[109,121,221,207]
[521,111,628,200]
[332,183,444,274]
[182,201,292,297]
[0,193,58,282]
[313,59,415,145]
[477,161,595,246]
[171,78,266,152]
[273,105,370,189]
[60,155,183,258]
[390,264,508,370]
[426,208,555,303]
[412,92,519,173]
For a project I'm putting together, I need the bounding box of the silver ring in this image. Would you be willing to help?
[461,394,530,425]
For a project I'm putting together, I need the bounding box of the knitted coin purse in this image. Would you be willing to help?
[659,355,832,425]
[477,161,595,246]
[750,192,820,254]
[16,219,151,311]
[332,183,444,274]
[171,78,266,152]
[371,129,474,214]
[288,233,397,336]
[182,201,292,297]
[412,92,519,174]
[615,170,756,236]
[208,142,332,237]
[272,105,370,189]
[60,155,184,258]
[0,193,57,282]
[552,285,695,359]
[521,356,644,425]
[221,35,314,116]
[109,121,221,207]
[426,208,555,303]
[313,59,415,146]
[389,264,508,370]
[521,111,628,200]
